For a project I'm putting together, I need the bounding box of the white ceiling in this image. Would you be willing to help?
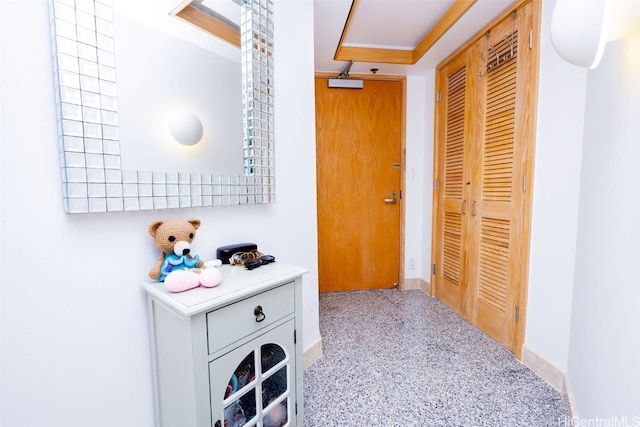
[346,0,452,49]
[199,0,241,26]
[116,0,517,76]
[313,0,515,76]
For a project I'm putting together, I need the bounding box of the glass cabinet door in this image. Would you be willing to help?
[210,319,295,427]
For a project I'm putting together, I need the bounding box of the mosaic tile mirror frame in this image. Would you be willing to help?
[50,0,275,213]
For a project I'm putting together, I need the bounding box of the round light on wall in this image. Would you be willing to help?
[551,0,640,69]
[168,109,204,146]
[550,0,613,69]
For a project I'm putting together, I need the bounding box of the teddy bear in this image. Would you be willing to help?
[148,218,221,292]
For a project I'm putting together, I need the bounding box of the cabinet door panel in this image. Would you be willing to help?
[210,320,295,427]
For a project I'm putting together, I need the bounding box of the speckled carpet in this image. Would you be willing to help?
[303,289,568,427]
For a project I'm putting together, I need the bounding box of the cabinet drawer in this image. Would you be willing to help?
[207,282,294,354]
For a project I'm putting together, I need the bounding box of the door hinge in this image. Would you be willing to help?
[432,263,437,275]
[529,29,533,49]
[295,402,298,415]
[436,90,441,103]
[515,305,520,323]
[294,330,297,344]
[522,174,527,193]
[434,179,439,191]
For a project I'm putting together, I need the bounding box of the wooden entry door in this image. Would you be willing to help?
[432,1,539,356]
[315,77,404,293]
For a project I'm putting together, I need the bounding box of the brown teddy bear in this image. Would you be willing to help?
[148,218,221,292]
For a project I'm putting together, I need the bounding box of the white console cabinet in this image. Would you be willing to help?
[141,263,308,427]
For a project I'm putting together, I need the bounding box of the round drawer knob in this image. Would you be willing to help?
[254,305,266,322]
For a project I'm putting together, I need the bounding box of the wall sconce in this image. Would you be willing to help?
[168,109,204,146]
[550,0,640,69]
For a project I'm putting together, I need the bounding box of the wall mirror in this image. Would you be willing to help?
[50,0,274,213]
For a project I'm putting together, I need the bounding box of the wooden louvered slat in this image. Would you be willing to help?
[478,217,510,311]
[485,116,515,130]
[485,142,514,152]
[487,70,516,91]
[445,67,466,200]
[486,100,515,116]
[487,85,514,106]
[483,32,517,203]
[487,83,516,101]
[483,168,512,177]
[485,146,514,156]
[485,137,513,147]
[443,212,462,283]
[484,142,513,153]
[484,121,515,135]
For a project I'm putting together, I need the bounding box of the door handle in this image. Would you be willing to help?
[384,191,397,204]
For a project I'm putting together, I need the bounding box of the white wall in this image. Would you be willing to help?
[527,1,640,419]
[524,0,587,372]
[402,71,435,285]
[0,1,319,426]
[567,35,640,419]
[403,75,429,280]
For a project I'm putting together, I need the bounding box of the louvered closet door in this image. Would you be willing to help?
[467,7,533,352]
[432,53,471,314]
[432,1,538,356]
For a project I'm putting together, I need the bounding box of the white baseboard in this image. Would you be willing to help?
[562,373,578,419]
[403,278,430,294]
[521,345,565,391]
[521,344,576,418]
[303,337,323,369]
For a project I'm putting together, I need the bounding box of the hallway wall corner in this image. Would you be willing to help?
[522,344,576,419]
[403,278,430,294]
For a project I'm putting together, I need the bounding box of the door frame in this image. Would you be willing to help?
[430,0,541,359]
[314,72,407,289]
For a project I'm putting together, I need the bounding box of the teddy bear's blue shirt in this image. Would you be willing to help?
[159,253,201,281]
